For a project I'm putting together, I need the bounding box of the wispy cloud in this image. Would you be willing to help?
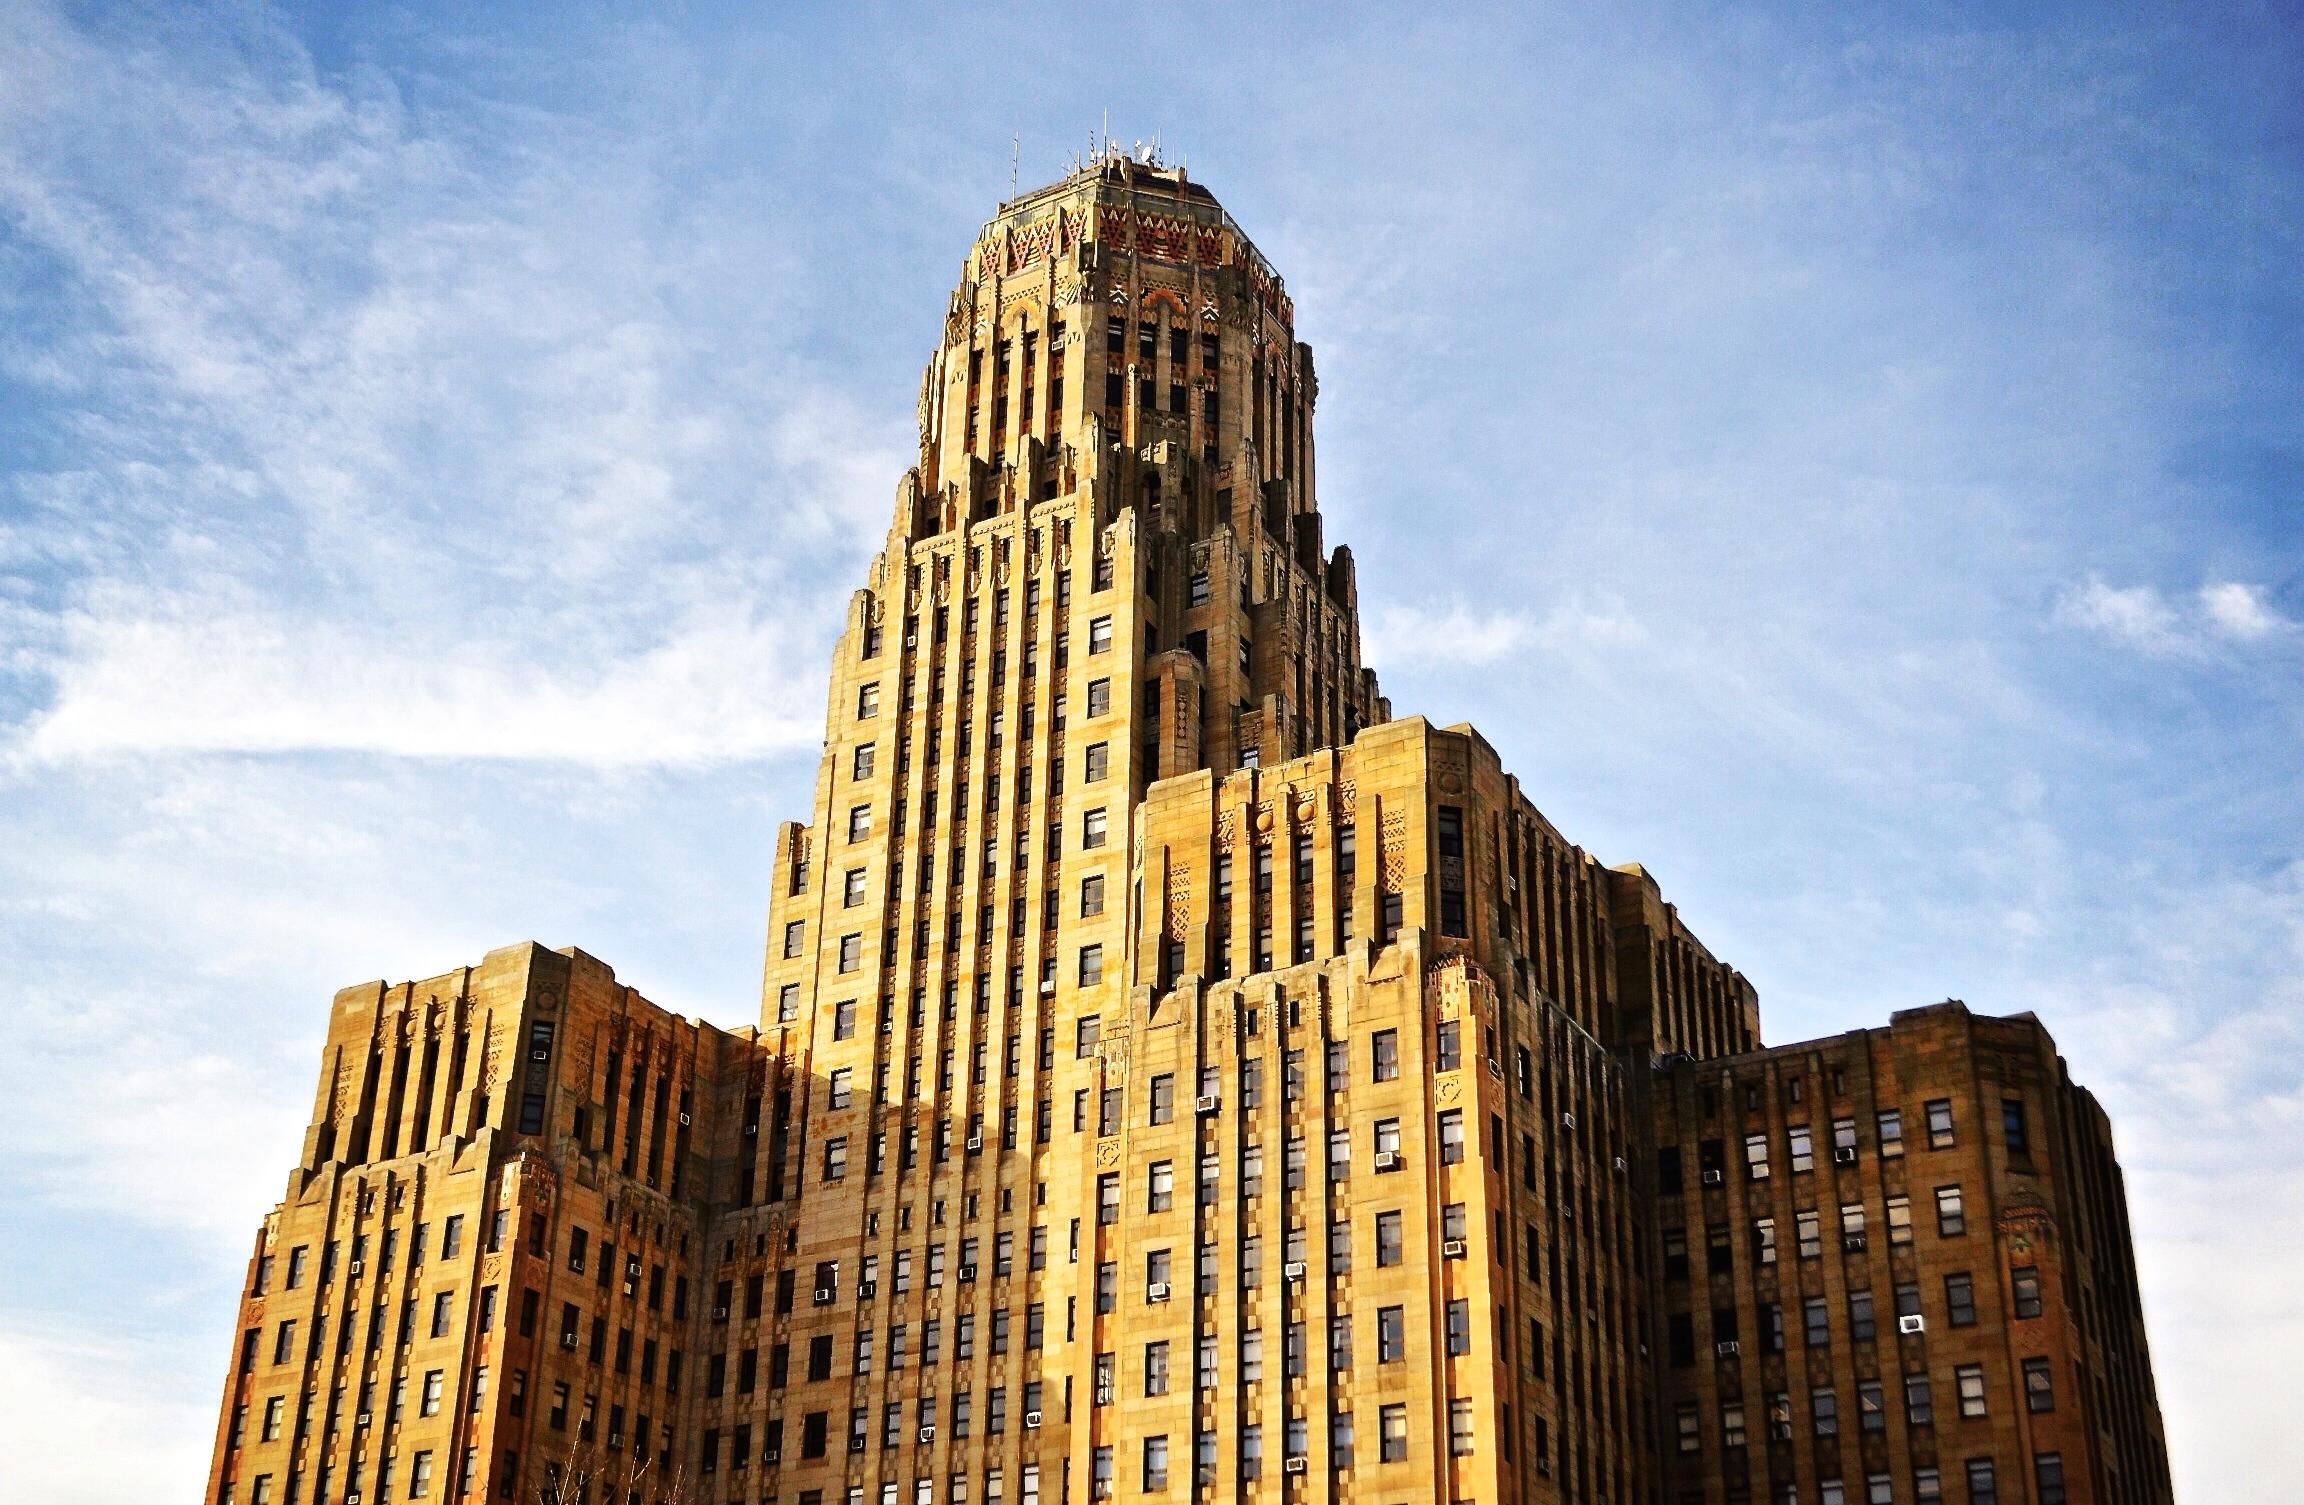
[2054,574,2294,656]
[1366,598,1645,671]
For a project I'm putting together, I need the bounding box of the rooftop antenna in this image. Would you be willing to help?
[1010,133,1019,198]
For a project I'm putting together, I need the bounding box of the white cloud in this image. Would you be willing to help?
[17,598,830,767]
[2199,580,2287,641]
[0,1322,211,1505]
[1367,598,1644,671]
[2054,575,2183,652]
[2055,575,2292,656]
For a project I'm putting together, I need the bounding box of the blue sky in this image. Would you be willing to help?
[1,1,2297,1497]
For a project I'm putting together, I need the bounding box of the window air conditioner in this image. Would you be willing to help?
[560,1333,578,1350]
[959,1264,978,1282]
[1834,1146,1858,1165]
[919,1426,936,1443]
[1040,980,1056,996]
[1715,1340,1740,1357]
[1147,1281,1172,1302]
[1283,1262,1307,1282]
[678,1112,691,1127]
[763,1449,780,1464]
[348,1260,364,1276]
[1283,1457,1308,1475]
[356,1412,373,1428]
[813,1288,836,1305]
[744,1123,759,1136]
[849,1435,868,1452]
[1614,1155,1628,1171]
[1701,1169,1724,1187]
[530,1048,550,1062]
[1024,1411,1043,1429]
[1561,1112,1576,1129]
[1442,1240,1468,1260]
[967,1135,984,1151]
[712,1306,729,1320]
[1486,1058,1502,1078]
[1196,1095,1220,1115]
[857,1280,877,1299]
[1843,1234,1867,1251]
[1374,1151,1400,1172]
[1898,1314,1926,1335]
[623,1281,636,1297]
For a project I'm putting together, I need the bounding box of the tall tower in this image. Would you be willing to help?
[204,155,2171,1505]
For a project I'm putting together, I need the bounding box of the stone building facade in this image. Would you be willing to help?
[206,155,2170,1505]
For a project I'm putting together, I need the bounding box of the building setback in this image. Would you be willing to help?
[206,154,2171,1505]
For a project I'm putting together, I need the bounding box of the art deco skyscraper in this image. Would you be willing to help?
[208,156,2171,1505]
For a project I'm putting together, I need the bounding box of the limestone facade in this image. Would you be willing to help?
[206,154,2169,1505]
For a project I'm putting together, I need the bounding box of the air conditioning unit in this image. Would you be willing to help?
[1701,1169,1724,1187]
[623,1281,636,1297]
[349,1260,364,1276]
[1561,1112,1576,1129]
[1898,1314,1926,1335]
[1374,1151,1400,1172]
[356,1411,373,1428]
[1196,1095,1220,1115]
[560,1333,578,1350]
[1843,1234,1868,1251]
[1040,980,1056,996]
[1770,1422,1793,1441]
[345,1495,363,1505]
[712,1306,730,1320]
[1283,1457,1308,1475]
[1614,1155,1628,1171]
[530,1048,550,1062]
[745,1123,759,1136]
[849,1434,868,1452]
[1834,1146,1858,1165]
[1283,1261,1307,1282]
[1486,1058,1502,1078]
[967,1135,984,1151]
[763,1449,780,1464]
[813,1288,836,1305]
[1024,1411,1043,1429]
[858,1280,878,1299]
[1716,1340,1741,1357]
[959,1264,978,1282]
[1147,1281,1172,1302]
[919,1426,936,1443]
[678,1112,692,1127]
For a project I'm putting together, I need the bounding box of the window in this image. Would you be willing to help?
[2023,1357,2055,1412]
[837,933,862,973]
[1083,742,1109,782]
[1789,1123,1814,1172]
[822,1137,848,1180]
[1877,1108,1904,1156]
[1886,1194,1914,1245]
[1448,1398,1474,1457]
[1812,1387,1838,1436]
[1849,1290,1876,1341]
[1082,808,1108,849]
[1097,1174,1120,1225]
[1797,1209,1822,1259]
[1086,678,1110,716]
[1088,616,1113,654]
[833,998,857,1040]
[2012,1266,2043,1319]
[1371,1029,1399,1082]
[1435,1019,1462,1072]
[1375,1211,1403,1267]
[1754,1217,1777,1265]
[1859,1380,1885,1432]
[1149,1073,1174,1125]
[852,742,875,779]
[1803,1297,1829,1347]
[2035,1454,2066,1505]
[1445,1299,1471,1355]
[1905,1371,1933,1425]
[1080,874,1105,917]
[1141,1435,1168,1491]
[2002,1098,2030,1154]
[1944,1272,1981,1327]
[847,804,872,841]
[1376,1306,1406,1363]
[1745,1132,1771,1180]
[857,683,879,718]
[1925,1098,1955,1149]
[1147,1161,1174,1213]
[1078,945,1104,986]
[1956,1364,1986,1418]
[1438,1110,1465,1165]
[1936,1184,1966,1237]
[1967,1459,1998,1505]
